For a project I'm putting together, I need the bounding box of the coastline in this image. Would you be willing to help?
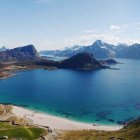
[0,73,16,80]
[12,105,123,131]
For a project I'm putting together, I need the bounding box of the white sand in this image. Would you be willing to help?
[12,106,123,131]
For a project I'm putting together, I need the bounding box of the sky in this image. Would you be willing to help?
[0,0,140,51]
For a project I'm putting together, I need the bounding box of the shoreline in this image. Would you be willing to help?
[0,73,16,80]
[12,105,123,131]
[0,65,57,80]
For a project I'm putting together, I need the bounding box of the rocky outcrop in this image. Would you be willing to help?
[100,59,119,65]
[0,45,39,62]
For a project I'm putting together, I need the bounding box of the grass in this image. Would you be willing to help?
[0,122,46,140]
[59,119,140,140]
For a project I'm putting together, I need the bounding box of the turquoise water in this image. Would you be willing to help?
[0,58,140,125]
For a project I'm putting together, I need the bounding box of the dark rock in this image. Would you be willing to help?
[116,121,126,125]
[96,110,112,118]
[99,59,119,68]
[58,52,103,70]
[0,44,39,62]
[95,119,100,121]
[107,119,115,123]
[135,103,140,110]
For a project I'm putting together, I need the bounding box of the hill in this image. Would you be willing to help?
[58,52,103,70]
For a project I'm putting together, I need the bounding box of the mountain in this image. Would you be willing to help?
[39,40,116,58]
[35,52,107,70]
[0,46,7,51]
[0,44,106,71]
[0,45,39,62]
[40,40,140,59]
[116,43,140,59]
[57,52,105,70]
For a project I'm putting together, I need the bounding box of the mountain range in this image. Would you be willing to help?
[40,40,140,59]
[0,45,107,71]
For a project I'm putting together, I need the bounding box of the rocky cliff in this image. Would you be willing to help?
[0,45,39,62]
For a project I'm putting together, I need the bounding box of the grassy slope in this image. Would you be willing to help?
[59,119,140,140]
[0,122,46,140]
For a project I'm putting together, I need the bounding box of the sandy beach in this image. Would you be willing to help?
[12,106,123,131]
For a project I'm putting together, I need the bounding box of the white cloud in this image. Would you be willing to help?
[110,25,121,31]
[134,23,140,30]
[64,34,121,47]
[63,22,140,47]
[110,24,128,32]
[121,39,140,45]
[64,33,140,47]
[133,22,140,25]
[3,21,140,50]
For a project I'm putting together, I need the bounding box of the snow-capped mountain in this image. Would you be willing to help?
[40,40,140,59]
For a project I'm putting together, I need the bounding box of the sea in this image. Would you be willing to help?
[0,58,140,125]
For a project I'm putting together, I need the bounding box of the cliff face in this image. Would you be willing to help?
[0,45,39,62]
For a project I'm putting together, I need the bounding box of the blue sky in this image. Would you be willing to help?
[0,0,140,50]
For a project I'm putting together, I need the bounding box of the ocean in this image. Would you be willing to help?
[0,58,140,125]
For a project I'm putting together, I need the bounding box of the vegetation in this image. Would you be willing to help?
[0,122,46,140]
[59,119,140,140]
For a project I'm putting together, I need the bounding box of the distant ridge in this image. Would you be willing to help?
[40,40,140,59]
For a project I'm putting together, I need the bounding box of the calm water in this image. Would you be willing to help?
[0,59,140,125]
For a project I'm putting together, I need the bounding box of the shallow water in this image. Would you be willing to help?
[0,58,140,125]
